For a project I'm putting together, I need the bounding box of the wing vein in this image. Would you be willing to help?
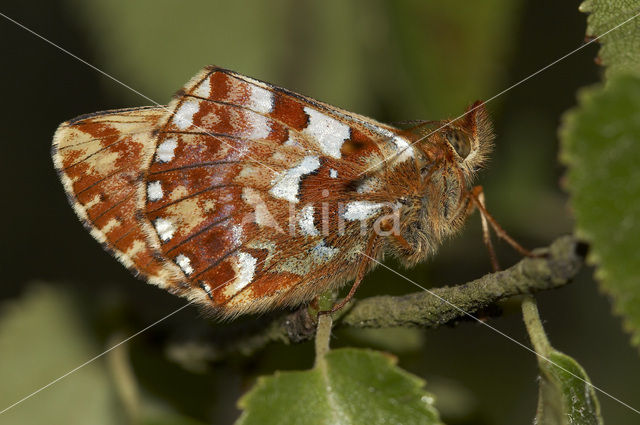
[148,161,241,175]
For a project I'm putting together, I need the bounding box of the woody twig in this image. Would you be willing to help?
[166,235,585,370]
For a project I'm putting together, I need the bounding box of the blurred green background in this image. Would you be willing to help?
[1,1,639,424]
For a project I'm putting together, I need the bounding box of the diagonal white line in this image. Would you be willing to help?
[0,11,277,174]
[2,4,639,419]
[358,9,640,177]
[360,252,640,416]
[0,250,274,415]
[4,7,639,180]
[0,301,194,415]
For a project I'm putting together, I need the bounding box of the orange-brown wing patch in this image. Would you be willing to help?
[52,107,185,292]
[54,67,414,318]
[210,66,418,166]
[132,68,406,316]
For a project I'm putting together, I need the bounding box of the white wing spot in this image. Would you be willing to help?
[224,252,257,297]
[248,85,274,114]
[329,169,338,178]
[299,205,319,236]
[343,201,385,221]
[147,181,164,201]
[356,177,379,194]
[193,77,211,98]
[269,156,321,203]
[173,100,199,130]
[311,240,339,262]
[244,111,272,140]
[375,127,415,162]
[156,137,178,163]
[153,217,175,242]
[200,282,213,300]
[231,224,243,245]
[303,107,350,159]
[175,254,194,275]
[392,136,415,161]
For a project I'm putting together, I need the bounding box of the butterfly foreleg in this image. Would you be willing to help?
[469,186,500,271]
[467,186,535,269]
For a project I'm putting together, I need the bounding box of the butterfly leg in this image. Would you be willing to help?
[470,186,500,271]
[320,233,379,315]
[468,186,536,266]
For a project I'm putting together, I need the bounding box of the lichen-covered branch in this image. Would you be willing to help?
[340,235,584,328]
[166,236,585,369]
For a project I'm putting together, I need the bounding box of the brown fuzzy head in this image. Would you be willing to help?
[419,101,494,180]
[391,102,494,267]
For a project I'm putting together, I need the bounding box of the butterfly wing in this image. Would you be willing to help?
[52,107,187,292]
[140,66,419,317]
[54,67,419,317]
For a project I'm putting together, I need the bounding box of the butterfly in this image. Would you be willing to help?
[52,65,501,319]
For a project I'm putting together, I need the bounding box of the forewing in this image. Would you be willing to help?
[141,67,414,316]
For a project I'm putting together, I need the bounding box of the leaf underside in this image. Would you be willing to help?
[562,0,640,350]
[536,350,603,425]
[581,0,640,78]
[561,74,640,348]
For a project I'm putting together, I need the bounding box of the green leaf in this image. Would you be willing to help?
[236,348,442,425]
[580,0,640,78]
[522,298,604,425]
[536,351,603,425]
[0,284,206,425]
[560,74,640,348]
[0,284,120,425]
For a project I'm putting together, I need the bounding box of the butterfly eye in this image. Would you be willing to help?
[445,130,471,159]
